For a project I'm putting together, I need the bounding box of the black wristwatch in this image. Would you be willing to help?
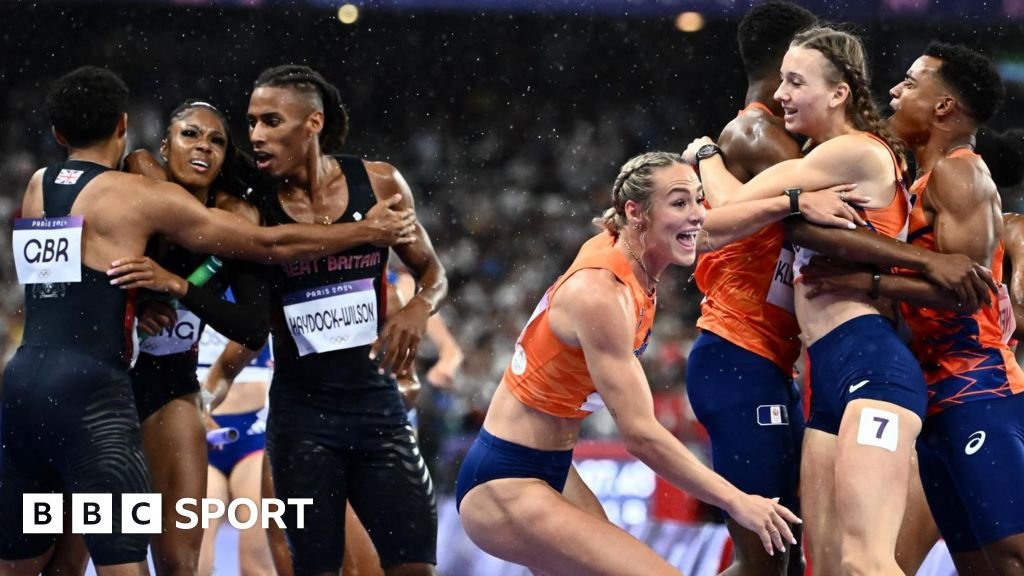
[695,143,722,162]
[868,272,882,300]
[784,187,802,215]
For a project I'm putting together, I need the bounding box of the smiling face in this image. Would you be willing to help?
[774,46,846,139]
[633,163,706,267]
[247,86,322,179]
[888,56,946,144]
[161,107,228,194]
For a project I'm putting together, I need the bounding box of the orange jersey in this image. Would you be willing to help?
[503,232,656,419]
[694,102,800,371]
[899,149,1024,415]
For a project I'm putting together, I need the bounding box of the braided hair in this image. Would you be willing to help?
[254,65,349,153]
[791,26,906,168]
[595,152,685,236]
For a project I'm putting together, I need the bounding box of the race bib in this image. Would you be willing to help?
[140,303,202,356]
[283,278,378,356]
[13,216,83,284]
[998,283,1016,344]
[765,243,796,314]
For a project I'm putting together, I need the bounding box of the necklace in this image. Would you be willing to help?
[622,236,658,293]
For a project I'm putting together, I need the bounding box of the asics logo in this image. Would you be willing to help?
[965,431,986,455]
[849,379,869,394]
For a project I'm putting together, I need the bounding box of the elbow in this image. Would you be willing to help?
[620,422,659,460]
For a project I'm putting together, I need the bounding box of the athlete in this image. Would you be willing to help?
[0,66,417,576]
[686,3,816,574]
[451,150,891,575]
[247,64,445,576]
[802,42,1024,575]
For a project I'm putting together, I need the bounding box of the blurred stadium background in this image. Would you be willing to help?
[4,1,1024,574]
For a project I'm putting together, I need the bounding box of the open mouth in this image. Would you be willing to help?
[677,230,699,249]
[253,151,273,170]
[189,159,210,173]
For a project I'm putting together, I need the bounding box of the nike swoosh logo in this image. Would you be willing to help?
[849,379,869,393]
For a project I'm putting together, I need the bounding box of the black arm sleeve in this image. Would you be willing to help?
[179,259,270,351]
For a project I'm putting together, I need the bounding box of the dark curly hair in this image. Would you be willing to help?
[254,65,349,153]
[738,1,817,77]
[45,66,129,148]
[923,41,1004,124]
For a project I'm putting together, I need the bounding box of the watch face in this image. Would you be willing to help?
[697,144,719,159]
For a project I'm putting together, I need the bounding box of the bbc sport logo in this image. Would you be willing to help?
[23,494,313,534]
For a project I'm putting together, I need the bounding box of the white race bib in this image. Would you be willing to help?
[766,243,796,314]
[283,278,378,356]
[13,216,83,284]
[998,283,1016,344]
[140,303,202,356]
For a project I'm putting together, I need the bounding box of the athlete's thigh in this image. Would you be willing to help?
[347,421,436,568]
[342,503,382,576]
[561,465,607,521]
[460,478,680,576]
[834,399,921,543]
[800,428,839,576]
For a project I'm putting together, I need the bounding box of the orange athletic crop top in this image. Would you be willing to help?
[899,148,1024,414]
[503,232,657,419]
[694,101,801,371]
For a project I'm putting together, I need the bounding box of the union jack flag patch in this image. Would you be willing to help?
[54,169,84,185]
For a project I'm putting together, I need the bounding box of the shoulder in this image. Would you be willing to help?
[21,168,46,216]
[363,159,414,204]
[556,267,633,318]
[27,167,45,189]
[124,149,167,180]
[215,192,260,224]
[720,112,800,177]
[929,154,997,209]
[806,133,891,175]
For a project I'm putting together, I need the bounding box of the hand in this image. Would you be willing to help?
[108,257,188,297]
[921,251,998,310]
[365,194,418,247]
[727,494,801,555]
[799,184,869,229]
[681,136,716,166]
[426,361,458,390]
[369,295,431,378]
[136,300,177,336]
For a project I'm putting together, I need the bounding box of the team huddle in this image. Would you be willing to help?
[2,1,1023,576]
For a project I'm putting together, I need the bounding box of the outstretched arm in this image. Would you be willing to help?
[557,269,799,555]
[686,135,871,207]
[699,186,866,254]
[139,178,418,263]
